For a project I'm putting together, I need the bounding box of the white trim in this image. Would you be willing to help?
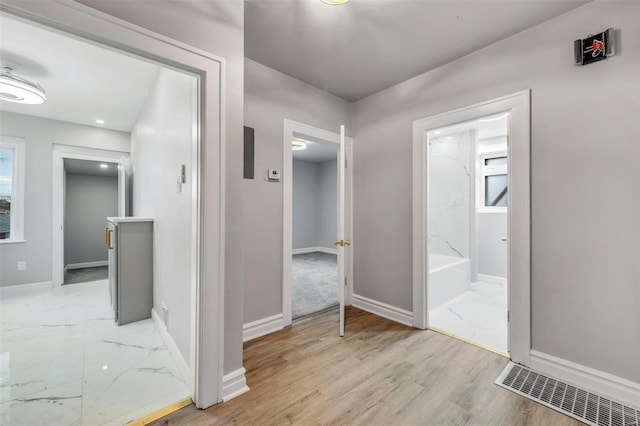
[282,119,354,327]
[152,308,191,389]
[530,350,640,409]
[477,274,507,286]
[2,0,227,408]
[412,90,531,366]
[222,367,249,402]
[352,294,413,327]
[65,261,108,270]
[242,313,284,342]
[292,247,338,256]
[0,281,52,297]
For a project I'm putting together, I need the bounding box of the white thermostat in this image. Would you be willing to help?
[267,168,281,181]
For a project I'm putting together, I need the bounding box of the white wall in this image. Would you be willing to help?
[243,58,350,324]
[130,68,195,363]
[64,173,118,266]
[78,0,246,376]
[352,2,640,383]
[0,111,129,287]
[292,159,337,250]
[477,213,507,278]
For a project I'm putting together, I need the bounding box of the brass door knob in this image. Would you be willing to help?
[334,240,343,246]
[501,237,508,242]
[344,240,351,246]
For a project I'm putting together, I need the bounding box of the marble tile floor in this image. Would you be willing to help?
[429,279,508,354]
[0,280,189,426]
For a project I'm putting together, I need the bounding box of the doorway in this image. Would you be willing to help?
[412,91,531,365]
[424,113,509,355]
[283,120,353,334]
[291,135,339,320]
[63,158,119,285]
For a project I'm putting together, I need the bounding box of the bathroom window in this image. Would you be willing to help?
[0,137,25,243]
[480,151,507,212]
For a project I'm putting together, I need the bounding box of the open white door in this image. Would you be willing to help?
[117,158,130,217]
[336,124,349,337]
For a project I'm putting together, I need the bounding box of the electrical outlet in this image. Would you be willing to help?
[17,261,26,271]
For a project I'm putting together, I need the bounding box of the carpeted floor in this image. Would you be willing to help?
[64,266,108,285]
[292,252,338,320]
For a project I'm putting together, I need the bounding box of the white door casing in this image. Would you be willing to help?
[412,90,531,366]
[282,120,354,329]
[2,0,226,408]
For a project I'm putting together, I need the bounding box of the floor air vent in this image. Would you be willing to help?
[496,362,639,426]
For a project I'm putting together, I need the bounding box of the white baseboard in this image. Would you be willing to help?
[65,261,108,270]
[152,308,192,392]
[292,247,337,255]
[222,367,249,402]
[0,281,52,297]
[352,294,413,327]
[243,313,283,342]
[530,350,640,408]
[477,274,507,285]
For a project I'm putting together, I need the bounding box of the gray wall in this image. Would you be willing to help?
[131,68,195,364]
[0,111,129,287]
[64,173,118,266]
[243,58,350,324]
[292,159,337,250]
[477,213,507,278]
[318,160,337,249]
[79,0,246,376]
[352,2,640,382]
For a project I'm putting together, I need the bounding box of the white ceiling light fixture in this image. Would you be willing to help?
[99,164,109,169]
[320,0,350,4]
[96,119,105,124]
[292,138,307,151]
[479,112,510,122]
[0,67,47,104]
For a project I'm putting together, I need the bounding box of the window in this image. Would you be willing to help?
[0,137,25,243]
[480,151,507,211]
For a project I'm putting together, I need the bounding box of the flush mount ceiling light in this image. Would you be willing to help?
[0,67,47,104]
[320,0,350,4]
[292,137,307,151]
[99,164,109,169]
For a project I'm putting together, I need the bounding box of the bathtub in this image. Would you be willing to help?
[427,253,471,312]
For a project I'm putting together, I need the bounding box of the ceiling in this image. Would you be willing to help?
[64,159,119,177]
[292,136,338,163]
[245,0,589,102]
[0,15,159,132]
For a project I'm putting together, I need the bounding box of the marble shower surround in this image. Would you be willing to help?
[0,280,189,425]
[428,130,472,258]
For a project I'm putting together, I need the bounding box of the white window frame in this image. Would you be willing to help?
[0,136,26,244]
[479,149,508,213]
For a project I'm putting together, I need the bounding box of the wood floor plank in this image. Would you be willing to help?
[151,307,584,425]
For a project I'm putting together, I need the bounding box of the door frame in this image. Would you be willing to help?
[282,119,354,327]
[412,90,531,366]
[52,145,129,287]
[1,0,226,407]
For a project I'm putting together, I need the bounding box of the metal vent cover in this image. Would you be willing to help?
[496,362,640,426]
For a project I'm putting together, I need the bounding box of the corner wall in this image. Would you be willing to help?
[352,2,640,383]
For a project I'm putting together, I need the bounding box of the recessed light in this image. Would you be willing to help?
[96,119,105,124]
[434,131,441,135]
[321,0,349,4]
[102,365,108,370]
[100,164,109,169]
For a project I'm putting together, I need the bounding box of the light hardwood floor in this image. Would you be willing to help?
[152,307,583,425]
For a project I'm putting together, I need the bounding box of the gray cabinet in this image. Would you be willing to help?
[107,217,154,325]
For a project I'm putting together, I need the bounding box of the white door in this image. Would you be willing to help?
[117,158,130,217]
[336,125,349,337]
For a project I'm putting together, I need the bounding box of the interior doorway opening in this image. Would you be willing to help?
[425,113,509,355]
[291,134,339,320]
